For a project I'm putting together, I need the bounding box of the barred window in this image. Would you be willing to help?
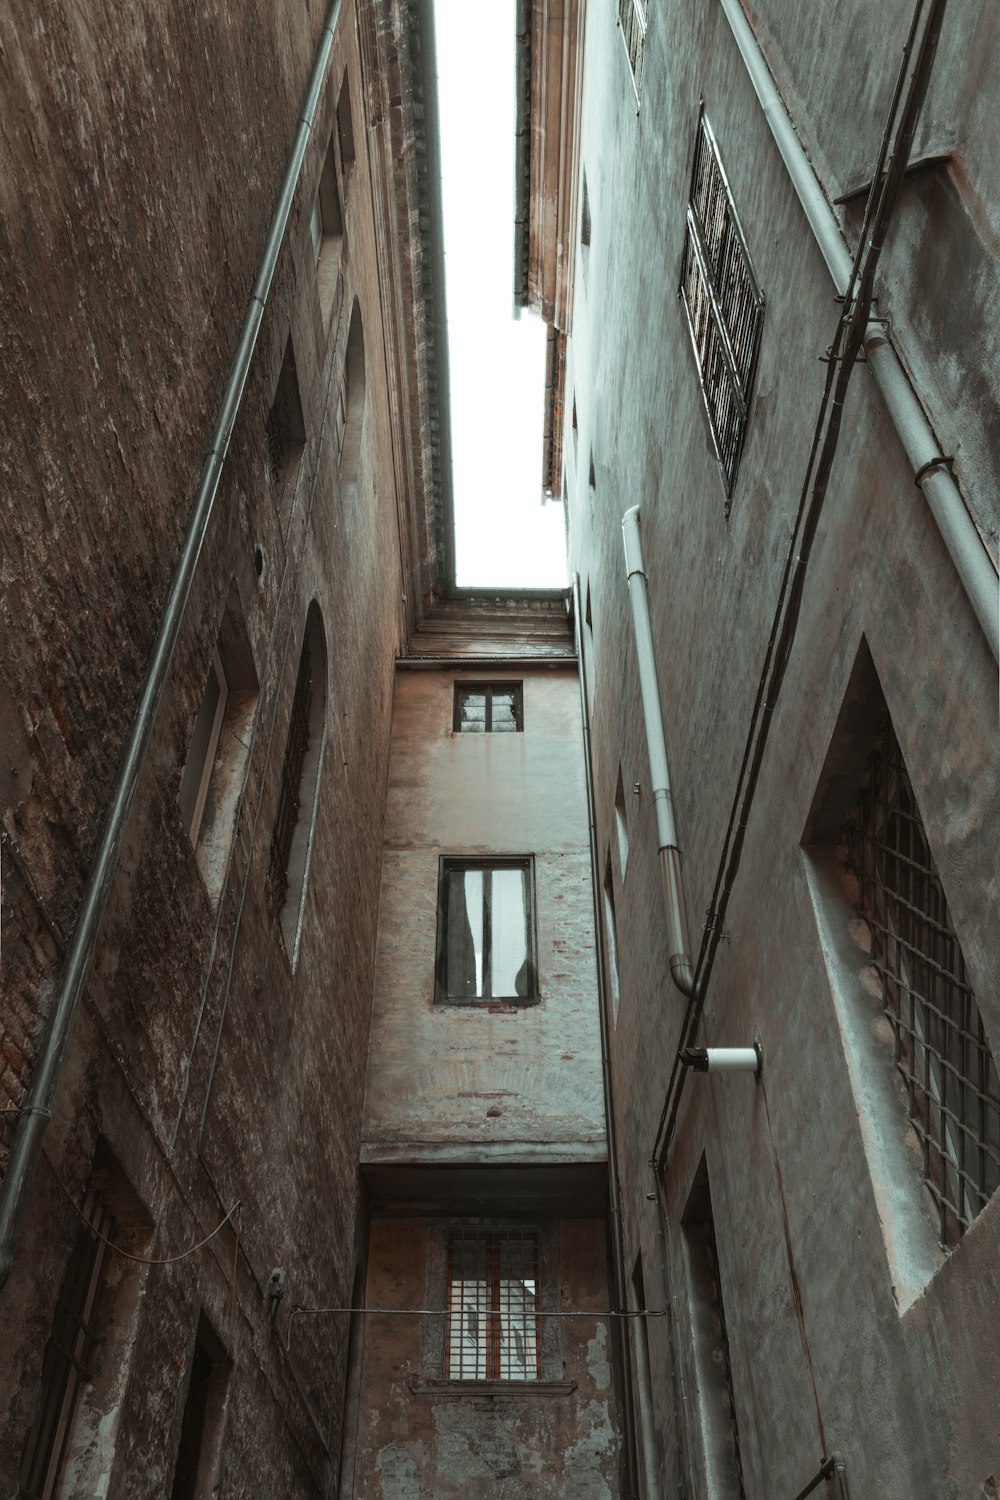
[454,682,523,733]
[617,0,647,99]
[847,717,1000,1246]
[20,1191,113,1499]
[680,112,764,501]
[267,604,327,961]
[446,1230,540,1381]
[435,858,536,1004]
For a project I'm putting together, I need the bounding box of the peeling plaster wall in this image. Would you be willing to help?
[351,1217,618,1499]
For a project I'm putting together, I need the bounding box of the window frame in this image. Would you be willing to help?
[19,1190,112,1499]
[846,715,999,1247]
[434,856,538,1006]
[453,682,524,734]
[179,646,228,847]
[445,1229,541,1383]
[679,108,764,504]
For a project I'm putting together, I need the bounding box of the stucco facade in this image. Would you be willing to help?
[550,1,1000,1497]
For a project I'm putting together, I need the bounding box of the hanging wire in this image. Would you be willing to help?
[49,1162,241,1267]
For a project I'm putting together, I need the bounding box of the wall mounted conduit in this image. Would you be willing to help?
[0,0,344,1291]
[721,0,999,664]
[621,507,696,998]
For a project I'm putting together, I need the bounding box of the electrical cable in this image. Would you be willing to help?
[48,1161,241,1267]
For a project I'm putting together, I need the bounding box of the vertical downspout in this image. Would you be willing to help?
[573,575,645,1500]
[720,0,999,664]
[621,508,696,999]
[0,0,344,1291]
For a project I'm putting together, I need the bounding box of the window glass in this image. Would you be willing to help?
[454,683,523,733]
[437,859,535,1002]
[447,1232,539,1381]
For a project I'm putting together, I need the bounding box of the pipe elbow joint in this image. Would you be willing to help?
[669,956,697,998]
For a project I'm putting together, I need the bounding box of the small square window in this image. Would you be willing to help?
[446,1230,540,1381]
[435,858,536,1004]
[454,683,523,734]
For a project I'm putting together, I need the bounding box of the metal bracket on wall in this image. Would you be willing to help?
[791,1452,851,1500]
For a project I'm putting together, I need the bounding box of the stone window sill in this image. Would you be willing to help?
[408,1378,576,1399]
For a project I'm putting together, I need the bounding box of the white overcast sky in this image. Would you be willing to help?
[433,0,568,589]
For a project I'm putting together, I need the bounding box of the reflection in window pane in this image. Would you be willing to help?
[447,1233,539,1381]
[439,862,532,1001]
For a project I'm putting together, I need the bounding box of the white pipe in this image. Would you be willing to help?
[622,506,696,996]
[721,0,1000,663]
[679,1046,762,1076]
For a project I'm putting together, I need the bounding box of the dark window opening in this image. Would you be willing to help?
[265,336,306,505]
[846,715,1000,1246]
[20,1192,112,1499]
[170,1316,230,1500]
[454,682,524,734]
[680,110,763,503]
[445,1231,540,1381]
[682,1158,746,1500]
[603,851,621,1021]
[337,75,356,186]
[435,858,536,1004]
[312,134,344,330]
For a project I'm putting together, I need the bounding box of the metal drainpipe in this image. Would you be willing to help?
[572,575,645,1500]
[720,0,1000,664]
[621,508,696,999]
[0,0,343,1292]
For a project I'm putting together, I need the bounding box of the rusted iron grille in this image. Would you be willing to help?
[20,1191,112,1498]
[267,632,313,916]
[847,718,1000,1246]
[445,1231,540,1381]
[454,683,523,733]
[680,113,763,499]
[617,0,646,96]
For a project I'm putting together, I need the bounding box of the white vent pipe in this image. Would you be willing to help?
[721,0,999,663]
[622,506,696,996]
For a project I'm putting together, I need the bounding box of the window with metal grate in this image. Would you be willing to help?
[847,717,1000,1246]
[617,0,647,99]
[446,1230,540,1381]
[679,111,764,503]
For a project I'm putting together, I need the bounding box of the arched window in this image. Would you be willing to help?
[335,299,366,497]
[267,603,328,963]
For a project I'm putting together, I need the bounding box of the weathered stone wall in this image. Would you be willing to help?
[0,0,419,1492]
[566,3,1000,1498]
[363,667,606,1167]
[352,1216,619,1499]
